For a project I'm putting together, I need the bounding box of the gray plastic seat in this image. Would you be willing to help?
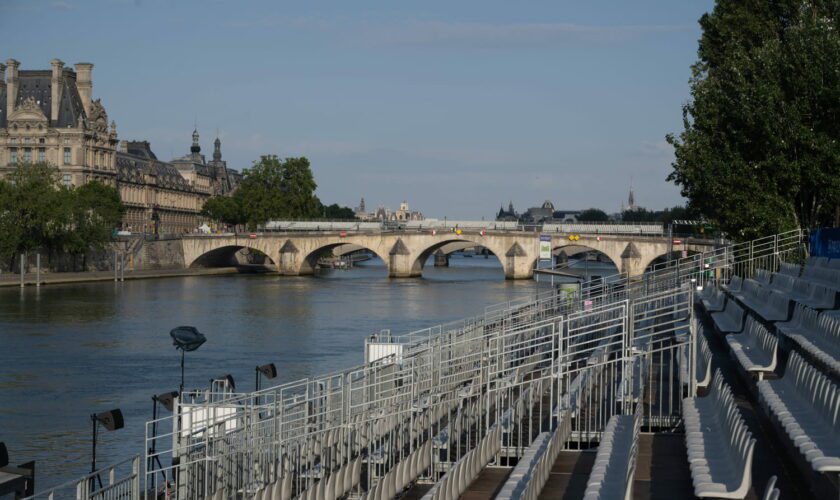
[756,352,840,473]
[726,317,778,379]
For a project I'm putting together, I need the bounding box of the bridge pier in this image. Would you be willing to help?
[433,249,449,267]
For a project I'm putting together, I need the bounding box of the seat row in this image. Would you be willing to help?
[679,324,713,391]
[756,352,840,474]
[765,272,838,311]
[582,405,642,500]
[733,279,791,322]
[420,425,501,500]
[495,413,573,500]
[726,317,778,380]
[777,304,840,377]
[683,372,756,499]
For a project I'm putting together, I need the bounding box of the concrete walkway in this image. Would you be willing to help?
[0,267,240,288]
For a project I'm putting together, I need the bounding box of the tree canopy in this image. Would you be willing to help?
[0,162,124,267]
[233,156,321,228]
[667,0,840,239]
[577,208,610,222]
[202,155,357,229]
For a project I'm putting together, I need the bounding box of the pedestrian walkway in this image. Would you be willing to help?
[0,267,238,287]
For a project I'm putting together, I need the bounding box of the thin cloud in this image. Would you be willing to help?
[225,16,691,49]
[50,1,74,10]
[368,21,691,49]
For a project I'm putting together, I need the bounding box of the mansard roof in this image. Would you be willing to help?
[116,149,195,192]
[9,69,87,129]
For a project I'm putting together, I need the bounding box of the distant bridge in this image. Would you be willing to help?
[183,225,716,279]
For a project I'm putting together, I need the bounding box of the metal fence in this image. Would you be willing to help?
[140,279,695,500]
[22,456,140,500]
[23,230,807,500]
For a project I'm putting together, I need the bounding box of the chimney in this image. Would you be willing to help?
[50,59,64,124]
[6,59,19,117]
[74,62,93,117]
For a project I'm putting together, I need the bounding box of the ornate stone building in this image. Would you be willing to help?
[0,58,241,234]
[0,59,118,187]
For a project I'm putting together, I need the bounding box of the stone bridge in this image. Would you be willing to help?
[181,231,716,280]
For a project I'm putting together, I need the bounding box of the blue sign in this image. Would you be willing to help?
[810,228,840,258]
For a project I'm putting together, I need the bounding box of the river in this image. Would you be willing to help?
[0,254,615,492]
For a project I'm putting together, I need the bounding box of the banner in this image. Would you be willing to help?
[810,228,840,258]
[539,234,551,260]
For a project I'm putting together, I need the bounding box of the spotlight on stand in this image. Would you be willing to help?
[170,326,206,394]
[148,391,178,480]
[90,409,124,487]
[153,391,179,413]
[255,363,277,391]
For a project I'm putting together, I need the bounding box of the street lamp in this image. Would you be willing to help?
[255,363,277,391]
[170,326,206,395]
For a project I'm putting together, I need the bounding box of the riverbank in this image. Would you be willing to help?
[0,266,243,287]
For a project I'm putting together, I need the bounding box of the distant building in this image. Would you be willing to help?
[0,58,242,235]
[495,199,580,224]
[496,201,518,222]
[356,198,423,222]
[116,140,208,234]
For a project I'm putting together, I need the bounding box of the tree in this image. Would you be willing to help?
[64,181,125,254]
[0,162,71,264]
[236,156,321,228]
[621,208,659,223]
[667,0,840,240]
[577,208,609,222]
[0,163,125,269]
[321,203,356,219]
[202,195,244,228]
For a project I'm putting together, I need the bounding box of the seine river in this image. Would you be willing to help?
[0,255,614,491]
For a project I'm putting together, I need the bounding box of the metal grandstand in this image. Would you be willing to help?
[25,229,820,500]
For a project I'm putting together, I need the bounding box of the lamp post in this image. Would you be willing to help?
[169,326,207,395]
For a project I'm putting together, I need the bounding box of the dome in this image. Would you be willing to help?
[541,200,554,210]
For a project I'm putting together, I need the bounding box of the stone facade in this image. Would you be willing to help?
[0,59,118,187]
[0,58,241,235]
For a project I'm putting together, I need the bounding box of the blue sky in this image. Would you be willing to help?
[2,0,714,219]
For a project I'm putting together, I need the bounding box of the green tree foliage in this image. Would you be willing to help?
[0,162,124,267]
[202,195,245,228]
[321,203,356,219]
[64,181,125,254]
[577,208,609,222]
[667,0,840,239]
[236,156,321,228]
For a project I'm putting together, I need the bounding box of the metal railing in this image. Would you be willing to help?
[33,229,805,500]
[23,456,140,500]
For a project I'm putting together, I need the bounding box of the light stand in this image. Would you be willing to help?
[149,392,178,481]
[169,326,207,395]
[90,409,124,491]
[255,363,277,392]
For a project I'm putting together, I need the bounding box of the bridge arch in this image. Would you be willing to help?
[552,243,621,271]
[294,240,392,276]
[188,244,277,269]
[410,238,508,277]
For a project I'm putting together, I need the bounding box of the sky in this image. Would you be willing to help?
[1,0,715,219]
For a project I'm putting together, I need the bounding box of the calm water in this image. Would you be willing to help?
[0,255,548,491]
[0,254,616,492]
